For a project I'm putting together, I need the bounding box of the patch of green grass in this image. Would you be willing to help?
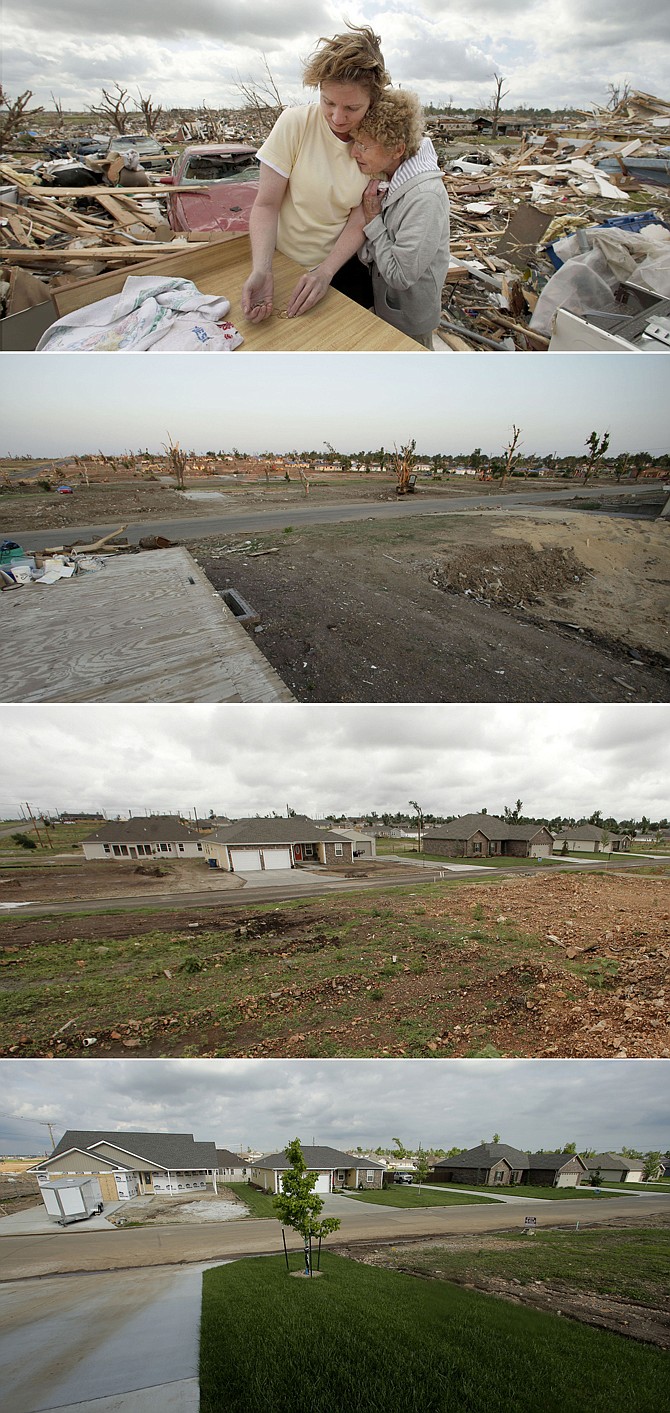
[344,1187,497,1207]
[224,1183,276,1218]
[394,1226,670,1308]
[199,1253,669,1413]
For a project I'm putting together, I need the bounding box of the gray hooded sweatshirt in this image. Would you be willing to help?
[360,137,450,339]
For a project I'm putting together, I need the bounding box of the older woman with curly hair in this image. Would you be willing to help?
[351,89,450,346]
[241,24,389,323]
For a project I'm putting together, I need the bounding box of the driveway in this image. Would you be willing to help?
[0,1262,225,1412]
[235,866,326,889]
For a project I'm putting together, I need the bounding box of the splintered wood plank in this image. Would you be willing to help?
[0,548,295,703]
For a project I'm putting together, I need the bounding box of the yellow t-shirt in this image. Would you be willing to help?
[257,105,368,268]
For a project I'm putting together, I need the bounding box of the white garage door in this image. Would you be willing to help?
[313,1172,331,1193]
[230,848,263,871]
[262,847,293,870]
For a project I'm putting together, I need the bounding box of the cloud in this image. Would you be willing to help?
[2,1058,668,1154]
[1,704,667,823]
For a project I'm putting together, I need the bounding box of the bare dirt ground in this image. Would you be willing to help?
[193,509,670,702]
[0,1169,41,1216]
[0,857,245,903]
[2,870,668,1058]
[108,1189,248,1226]
[342,1215,670,1350]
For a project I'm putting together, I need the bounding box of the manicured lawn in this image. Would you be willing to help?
[199,1253,668,1413]
[432,1183,616,1200]
[387,1226,670,1308]
[225,1183,277,1218]
[342,1187,497,1207]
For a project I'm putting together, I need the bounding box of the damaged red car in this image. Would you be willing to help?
[161,143,260,234]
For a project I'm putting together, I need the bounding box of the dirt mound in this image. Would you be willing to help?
[429,542,588,607]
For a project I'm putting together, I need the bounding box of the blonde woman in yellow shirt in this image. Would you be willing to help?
[241,25,389,323]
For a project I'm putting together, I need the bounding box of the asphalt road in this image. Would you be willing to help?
[7,485,660,551]
[2,855,663,919]
[2,1192,668,1282]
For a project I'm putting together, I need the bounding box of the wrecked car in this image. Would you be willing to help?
[160,143,260,234]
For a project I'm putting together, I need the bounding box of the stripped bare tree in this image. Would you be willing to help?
[582,429,610,484]
[50,93,65,132]
[236,54,285,137]
[88,83,131,134]
[0,88,44,152]
[136,90,163,135]
[163,436,187,491]
[489,73,509,139]
[500,423,523,487]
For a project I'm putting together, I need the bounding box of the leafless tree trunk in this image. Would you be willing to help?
[489,73,509,140]
[136,90,163,135]
[236,54,285,137]
[50,92,65,132]
[394,438,416,495]
[163,437,187,491]
[88,84,131,134]
[500,424,522,488]
[0,88,44,152]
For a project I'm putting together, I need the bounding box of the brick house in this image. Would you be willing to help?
[422,814,554,859]
[430,1143,586,1187]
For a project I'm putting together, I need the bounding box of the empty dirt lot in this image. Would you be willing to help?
[1,870,667,1060]
[193,508,670,702]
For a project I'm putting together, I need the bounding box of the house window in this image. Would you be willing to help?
[304,844,314,857]
[103,844,110,853]
[494,1169,504,1183]
[473,842,482,854]
[366,1171,374,1182]
[335,844,343,856]
[159,843,169,852]
[197,843,203,851]
[489,842,497,855]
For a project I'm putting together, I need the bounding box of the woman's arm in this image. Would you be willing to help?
[286,204,367,318]
[241,165,289,322]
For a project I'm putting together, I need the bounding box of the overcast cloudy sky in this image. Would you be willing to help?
[4,1,668,113]
[2,1058,668,1156]
[0,703,667,822]
[1,355,668,460]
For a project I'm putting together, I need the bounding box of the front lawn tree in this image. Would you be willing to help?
[273,1138,340,1277]
[414,1146,431,1193]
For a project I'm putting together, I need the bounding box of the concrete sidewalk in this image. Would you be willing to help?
[0,1261,228,1412]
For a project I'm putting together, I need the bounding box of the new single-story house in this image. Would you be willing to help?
[30,1130,219,1200]
[82,816,205,861]
[216,1148,248,1181]
[422,814,554,859]
[552,826,632,853]
[250,1146,385,1193]
[203,815,354,872]
[329,829,377,859]
[585,1153,648,1182]
[430,1143,586,1187]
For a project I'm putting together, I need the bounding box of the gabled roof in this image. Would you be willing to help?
[216,1148,244,1166]
[40,1130,217,1171]
[208,815,347,846]
[255,1145,384,1170]
[554,825,626,842]
[83,817,201,844]
[423,815,549,843]
[433,1143,530,1170]
[527,1152,588,1171]
[586,1153,642,1170]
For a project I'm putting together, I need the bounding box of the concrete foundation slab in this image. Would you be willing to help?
[0,547,294,702]
[38,1377,200,1413]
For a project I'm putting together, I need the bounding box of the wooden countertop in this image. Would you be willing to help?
[51,235,421,352]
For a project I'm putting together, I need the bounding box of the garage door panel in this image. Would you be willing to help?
[262,847,292,869]
[230,848,262,871]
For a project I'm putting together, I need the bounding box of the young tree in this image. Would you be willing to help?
[273,1138,341,1276]
[409,799,424,852]
[643,1152,663,1181]
[414,1146,431,1194]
